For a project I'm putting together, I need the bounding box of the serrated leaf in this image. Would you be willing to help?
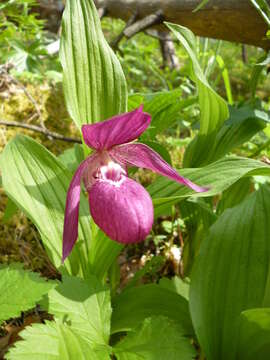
[6,321,58,360]
[60,0,127,128]
[190,185,270,360]
[44,275,111,347]
[148,156,270,217]
[111,284,193,336]
[0,135,92,276]
[114,316,196,360]
[237,308,270,360]
[0,265,56,324]
[166,23,229,167]
[6,321,111,360]
[57,324,111,360]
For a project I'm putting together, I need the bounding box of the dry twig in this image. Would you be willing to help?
[0,119,81,144]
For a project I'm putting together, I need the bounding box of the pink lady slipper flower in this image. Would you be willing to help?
[62,106,207,261]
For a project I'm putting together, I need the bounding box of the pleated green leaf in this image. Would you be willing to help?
[148,156,270,217]
[209,105,269,163]
[88,229,123,280]
[114,316,196,360]
[111,284,193,336]
[60,0,127,128]
[216,177,251,214]
[128,90,196,140]
[190,185,270,360]
[166,23,229,167]
[237,308,270,360]
[0,135,92,276]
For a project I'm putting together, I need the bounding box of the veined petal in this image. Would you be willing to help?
[82,106,151,150]
[88,177,154,244]
[62,153,98,262]
[110,143,208,192]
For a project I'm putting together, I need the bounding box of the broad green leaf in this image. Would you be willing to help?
[2,196,18,223]
[0,264,56,324]
[166,23,229,167]
[180,198,217,276]
[209,105,269,162]
[114,316,196,360]
[237,308,270,360]
[60,0,127,128]
[88,229,123,280]
[0,135,92,276]
[6,321,59,360]
[111,284,193,336]
[44,275,111,347]
[159,276,190,301]
[58,144,84,173]
[190,185,270,360]
[148,156,270,217]
[216,177,251,214]
[129,91,196,140]
[57,324,112,360]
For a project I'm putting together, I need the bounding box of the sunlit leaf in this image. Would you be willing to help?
[148,156,270,217]
[166,23,229,167]
[44,275,111,347]
[6,321,58,360]
[1,135,92,276]
[190,185,270,360]
[57,324,112,360]
[88,229,123,280]
[60,0,127,128]
[129,91,196,140]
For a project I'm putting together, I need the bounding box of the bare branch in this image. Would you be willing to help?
[159,32,180,70]
[110,11,138,50]
[94,0,270,49]
[124,10,164,39]
[5,73,41,119]
[0,120,81,144]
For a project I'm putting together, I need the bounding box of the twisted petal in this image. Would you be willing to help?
[62,153,98,262]
[110,143,208,192]
[82,106,151,150]
[88,177,154,244]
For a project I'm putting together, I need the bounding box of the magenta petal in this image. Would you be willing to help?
[62,154,98,262]
[110,143,208,192]
[88,177,154,244]
[81,106,151,150]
